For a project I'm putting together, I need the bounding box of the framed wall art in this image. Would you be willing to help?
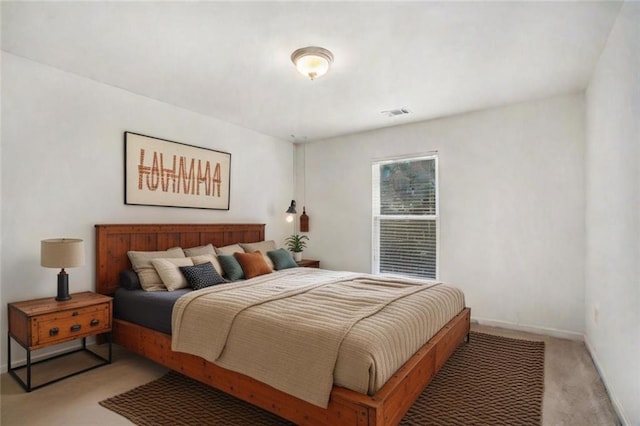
[125,132,231,210]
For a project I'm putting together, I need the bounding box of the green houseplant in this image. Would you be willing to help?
[285,234,309,262]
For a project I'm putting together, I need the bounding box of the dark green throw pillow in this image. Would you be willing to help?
[179,262,226,290]
[267,248,299,270]
[217,254,245,281]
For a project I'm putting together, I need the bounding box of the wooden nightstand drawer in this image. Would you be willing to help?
[8,292,113,349]
[34,303,110,347]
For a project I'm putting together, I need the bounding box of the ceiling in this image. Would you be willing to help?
[2,1,622,142]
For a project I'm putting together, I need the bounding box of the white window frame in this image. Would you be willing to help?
[371,153,439,279]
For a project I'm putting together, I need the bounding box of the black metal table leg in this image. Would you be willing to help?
[7,333,10,376]
[7,333,112,392]
[26,348,31,391]
[107,332,112,363]
[8,334,32,392]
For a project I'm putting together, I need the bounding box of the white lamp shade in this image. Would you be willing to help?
[41,238,85,268]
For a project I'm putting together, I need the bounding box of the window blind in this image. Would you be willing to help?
[372,155,438,279]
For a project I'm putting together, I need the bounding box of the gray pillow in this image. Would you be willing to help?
[217,254,245,281]
[267,248,298,270]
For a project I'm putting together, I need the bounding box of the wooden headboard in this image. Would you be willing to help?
[95,223,265,295]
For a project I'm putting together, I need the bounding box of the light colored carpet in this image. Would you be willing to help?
[1,325,620,426]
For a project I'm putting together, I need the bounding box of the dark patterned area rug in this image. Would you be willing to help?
[100,332,544,426]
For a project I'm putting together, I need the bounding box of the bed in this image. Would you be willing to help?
[96,223,471,426]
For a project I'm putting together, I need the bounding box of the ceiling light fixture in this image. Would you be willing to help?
[291,46,334,80]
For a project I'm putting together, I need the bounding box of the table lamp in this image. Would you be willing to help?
[41,238,85,301]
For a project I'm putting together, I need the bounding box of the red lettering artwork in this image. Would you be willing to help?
[137,149,222,197]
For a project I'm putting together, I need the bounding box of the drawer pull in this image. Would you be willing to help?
[90,319,100,327]
[49,327,59,336]
[70,324,81,332]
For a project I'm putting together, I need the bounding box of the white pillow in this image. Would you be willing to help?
[183,243,215,257]
[191,254,224,276]
[215,244,245,256]
[151,257,194,291]
[128,247,185,291]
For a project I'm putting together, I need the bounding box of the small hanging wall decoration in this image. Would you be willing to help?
[300,206,309,232]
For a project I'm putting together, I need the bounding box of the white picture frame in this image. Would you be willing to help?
[124,132,231,210]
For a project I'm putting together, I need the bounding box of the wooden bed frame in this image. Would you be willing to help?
[95,223,471,426]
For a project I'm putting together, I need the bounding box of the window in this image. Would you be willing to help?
[372,155,438,279]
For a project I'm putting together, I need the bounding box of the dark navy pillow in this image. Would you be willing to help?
[180,262,226,290]
[119,269,142,290]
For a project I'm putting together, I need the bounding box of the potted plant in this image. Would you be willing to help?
[285,234,309,262]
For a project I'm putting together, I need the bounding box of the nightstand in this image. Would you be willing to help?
[296,259,320,268]
[7,291,112,392]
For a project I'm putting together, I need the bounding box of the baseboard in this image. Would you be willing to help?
[471,316,584,341]
[584,336,629,426]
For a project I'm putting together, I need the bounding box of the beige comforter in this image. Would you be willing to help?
[172,268,464,408]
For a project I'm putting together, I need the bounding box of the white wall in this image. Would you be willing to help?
[0,53,293,369]
[301,94,586,336]
[0,50,3,367]
[585,2,640,424]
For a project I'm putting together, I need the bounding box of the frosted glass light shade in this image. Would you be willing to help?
[41,238,85,268]
[291,47,334,80]
[286,199,296,223]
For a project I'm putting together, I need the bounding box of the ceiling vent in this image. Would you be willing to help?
[381,108,411,117]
